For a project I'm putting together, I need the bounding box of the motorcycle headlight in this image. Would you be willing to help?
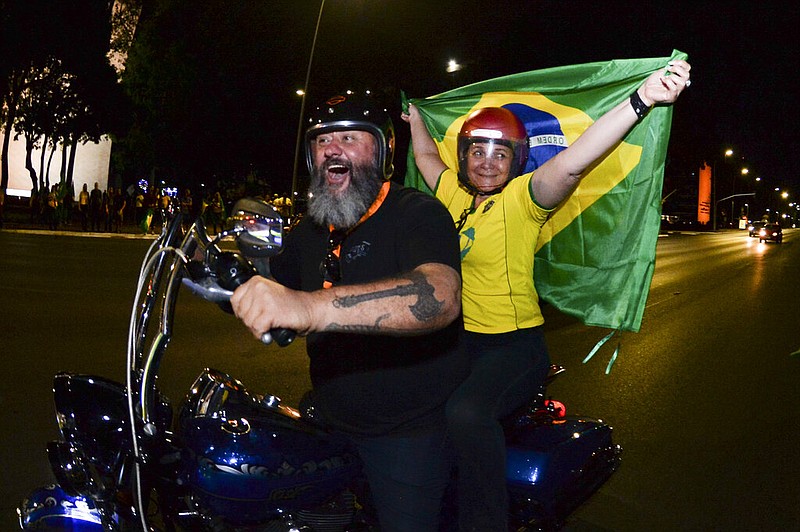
[47,441,103,498]
[53,374,130,476]
[51,373,172,490]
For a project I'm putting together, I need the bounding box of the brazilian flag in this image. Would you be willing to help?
[404,50,687,332]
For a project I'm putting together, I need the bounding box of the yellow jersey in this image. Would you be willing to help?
[435,169,551,333]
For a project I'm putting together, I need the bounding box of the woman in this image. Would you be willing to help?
[403,60,691,530]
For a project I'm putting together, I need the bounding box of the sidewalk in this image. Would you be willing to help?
[1,225,157,239]
[0,205,157,239]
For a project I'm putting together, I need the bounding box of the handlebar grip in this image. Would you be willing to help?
[216,252,297,348]
[261,328,297,347]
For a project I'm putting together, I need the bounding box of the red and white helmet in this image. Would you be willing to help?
[457,107,528,195]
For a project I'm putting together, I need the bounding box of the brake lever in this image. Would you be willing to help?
[182,261,233,303]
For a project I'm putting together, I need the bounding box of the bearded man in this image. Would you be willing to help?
[231,92,468,532]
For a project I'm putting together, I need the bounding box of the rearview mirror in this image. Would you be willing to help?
[228,198,284,258]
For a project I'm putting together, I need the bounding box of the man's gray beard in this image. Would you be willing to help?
[307,159,384,229]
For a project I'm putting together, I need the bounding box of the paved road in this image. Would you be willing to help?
[2,228,799,530]
[554,229,800,530]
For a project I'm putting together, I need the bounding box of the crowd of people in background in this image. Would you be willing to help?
[6,181,294,235]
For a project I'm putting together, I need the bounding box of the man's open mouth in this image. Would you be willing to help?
[327,163,349,174]
[325,162,351,185]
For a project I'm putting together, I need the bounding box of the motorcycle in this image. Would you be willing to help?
[17,198,621,531]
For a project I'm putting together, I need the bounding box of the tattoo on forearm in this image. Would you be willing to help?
[325,314,390,333]
[331,271,444,322]
[325,314,439,335]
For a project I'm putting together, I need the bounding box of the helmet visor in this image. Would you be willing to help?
[463,139,516,165]
[458,138,522,190]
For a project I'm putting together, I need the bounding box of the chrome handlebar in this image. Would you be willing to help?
[128,200,290,430]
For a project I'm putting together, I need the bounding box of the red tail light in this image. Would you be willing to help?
[544,399,566,419]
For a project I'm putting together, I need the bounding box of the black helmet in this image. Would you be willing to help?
[305,90,395,180]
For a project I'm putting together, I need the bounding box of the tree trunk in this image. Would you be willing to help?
[60,140,68,183]
[39,135,49,190]
[67,137,77,188]
[24,133,39,194]
[1,70,24,191]
[46,144,57,189]
[1,93,18,191]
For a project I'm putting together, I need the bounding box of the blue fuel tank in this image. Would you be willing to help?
[178,369,361,525]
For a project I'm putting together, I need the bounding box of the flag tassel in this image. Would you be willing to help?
[605,342,620,374]
[582,330,616,364]
[583,329,622,374]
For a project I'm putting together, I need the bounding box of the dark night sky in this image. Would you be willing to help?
[270,1,798,200]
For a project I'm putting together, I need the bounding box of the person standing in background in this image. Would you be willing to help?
[78,183,90,231]
[89,182,103,231]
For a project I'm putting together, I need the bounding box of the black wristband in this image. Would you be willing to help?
[629,90,652,121]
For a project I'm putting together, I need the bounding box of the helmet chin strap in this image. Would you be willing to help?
[458,172,510,198]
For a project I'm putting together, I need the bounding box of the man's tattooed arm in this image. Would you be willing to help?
[230,264,459,340]
[331,271,444,321]
[319,264,460,335]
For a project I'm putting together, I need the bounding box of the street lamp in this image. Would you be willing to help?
[290,0,326,218]
[446,59,462,73]
[712,148,734,231]
[446,58,465,87]
[779,191,789,221]
[766,188,790,222]
[712,150,755,230]
[731,166,749,226]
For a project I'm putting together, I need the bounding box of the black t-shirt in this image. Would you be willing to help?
[270,183,468,436]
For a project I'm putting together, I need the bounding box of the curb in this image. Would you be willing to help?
[0,227,158,239]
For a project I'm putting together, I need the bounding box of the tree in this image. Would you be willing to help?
[1,0,122,192]
[13,59,57,191]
